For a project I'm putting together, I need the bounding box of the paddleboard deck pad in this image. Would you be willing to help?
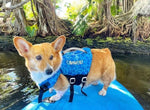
[23,80,143,110]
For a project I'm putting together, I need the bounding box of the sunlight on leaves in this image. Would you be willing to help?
[23,1,37,20]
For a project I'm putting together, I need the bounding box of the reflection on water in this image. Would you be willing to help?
[114,54,150,110]
[0,52,38,110]
[0,52,150,110]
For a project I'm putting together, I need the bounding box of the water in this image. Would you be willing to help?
[0,52,150,110]
[0,52,38,110]
[114,54,150,110]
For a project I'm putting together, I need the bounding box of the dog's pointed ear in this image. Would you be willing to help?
[13,36,32,57]
[52,35,66,52]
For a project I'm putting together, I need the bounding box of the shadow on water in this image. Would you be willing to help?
[0,52,150,110]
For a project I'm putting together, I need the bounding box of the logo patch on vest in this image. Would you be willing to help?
[61,47,92,76]
[67,60,83,65]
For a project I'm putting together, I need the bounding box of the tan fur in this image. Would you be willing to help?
[13,35,116,102]
[54,74,69,91]
[13,36,65,74]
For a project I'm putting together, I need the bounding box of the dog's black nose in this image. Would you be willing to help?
[46,68,53,75]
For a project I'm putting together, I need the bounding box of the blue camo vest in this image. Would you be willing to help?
[39,47,92,89]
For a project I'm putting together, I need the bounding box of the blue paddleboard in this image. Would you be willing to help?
[23,80,143,110]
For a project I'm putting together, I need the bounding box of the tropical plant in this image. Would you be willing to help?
[70,0,95,36]
[25,24,37,37]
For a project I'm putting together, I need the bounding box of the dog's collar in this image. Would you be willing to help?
[39,70,61,91]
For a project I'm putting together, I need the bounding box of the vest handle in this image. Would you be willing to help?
[63,47,86,54]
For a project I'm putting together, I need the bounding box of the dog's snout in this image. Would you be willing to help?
[46,68,53,75]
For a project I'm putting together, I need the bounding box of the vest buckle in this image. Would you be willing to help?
[81,77,87,83]
[70,77,76,84]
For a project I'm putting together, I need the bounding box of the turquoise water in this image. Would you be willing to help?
[0,52,150,110]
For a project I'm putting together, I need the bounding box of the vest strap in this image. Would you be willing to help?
[38,89,45,103]
[38,82,50,103]
[69,84,74,102]
[65,74,88,102]
[81,82,87,96]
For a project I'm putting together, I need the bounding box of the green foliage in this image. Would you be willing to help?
[106,37,113,41]
[25,24,37,37]
[111,5,122,16]
[66,0,88,21]
[23,1,37,20]
[66,3,78,21]
[72,15,89,36]
[134,16,137,20]
[66,0,105,36]
[0,12,4,16]
[125,38,132,42]
[72,3,91,36]
[86,38,93,45]
[23,1,38,37]
[70,0,96,36]
[55,0,62,9]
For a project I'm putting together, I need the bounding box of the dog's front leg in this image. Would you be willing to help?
[43,90,66,103]
[43,74,69,103]
[50,90,66,102]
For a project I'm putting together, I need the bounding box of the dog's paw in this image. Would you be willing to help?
[43,94,62,103]
[43,97,55,103]
[50,94,62,101]
[99,88,107,96]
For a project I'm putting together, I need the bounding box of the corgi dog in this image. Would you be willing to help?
[13,35,116,102]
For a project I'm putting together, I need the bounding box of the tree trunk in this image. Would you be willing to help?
[123,0,134,13]
[122,0,127,13]
[12,0,28,35]
[1,0,70,36]
[33,0,70,36]
[96,0,104,23]
[103,0,112,20]
[103,0,112,36]
[116,0,119,14]
[127,0,133,12]
[88,0,150,43]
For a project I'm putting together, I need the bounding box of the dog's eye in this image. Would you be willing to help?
[36,55,42,60]
[49,55,53,60]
